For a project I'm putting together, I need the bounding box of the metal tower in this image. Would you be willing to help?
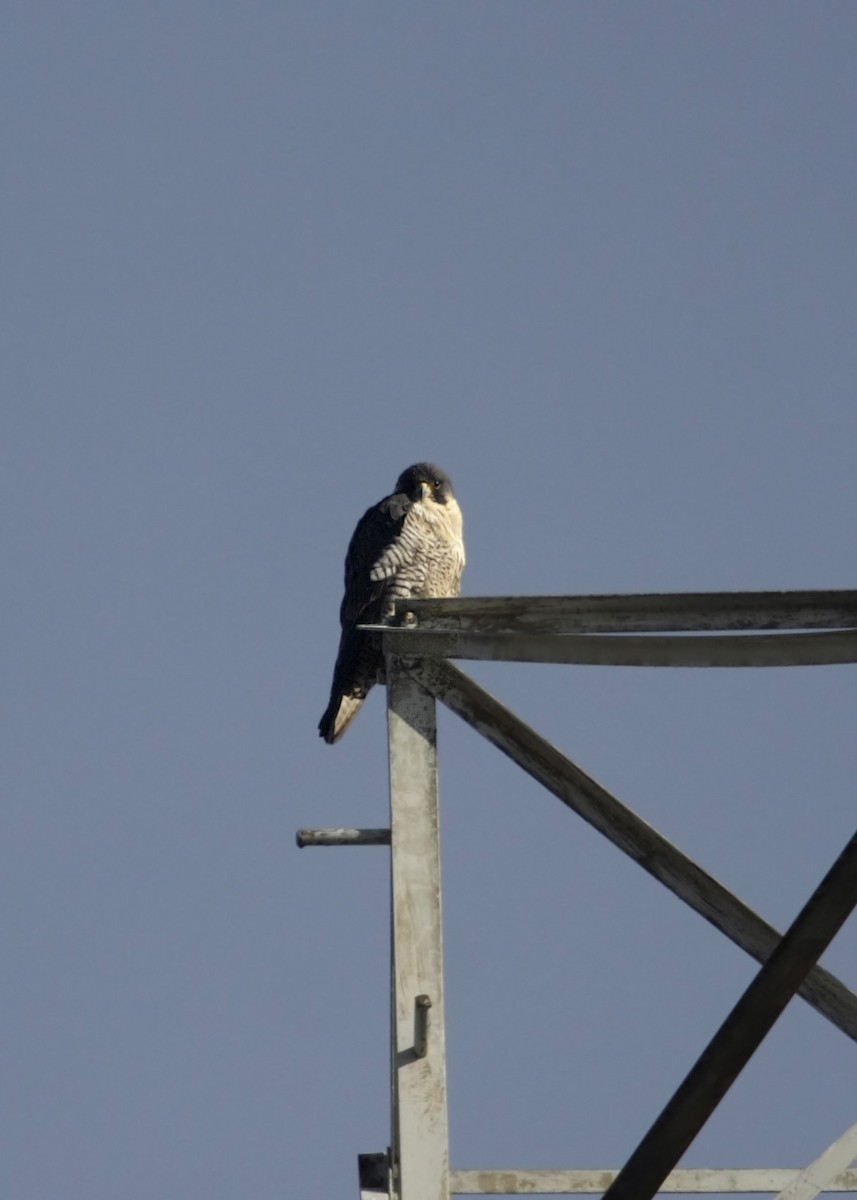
[299,589,857,1200]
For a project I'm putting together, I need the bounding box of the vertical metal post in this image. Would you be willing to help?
[387,659,450,1200]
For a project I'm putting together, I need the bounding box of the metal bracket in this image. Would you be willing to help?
[413,994,431,1059]
[358,1151,390,1198]
[296,828,391,848]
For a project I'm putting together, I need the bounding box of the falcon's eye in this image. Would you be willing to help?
[433,480,443,490]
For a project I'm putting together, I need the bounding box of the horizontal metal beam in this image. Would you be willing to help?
[408,659,857,1042]
[295,827,390,847]
[391,590,857,634]
[447,1168,857,1194]
[602,830,857,1200]
[377,627,857,668]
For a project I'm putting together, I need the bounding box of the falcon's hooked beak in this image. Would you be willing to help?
[420,481,433,501]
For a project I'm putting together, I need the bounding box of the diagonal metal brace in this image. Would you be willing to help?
[602,829,857,1200]
[406,657,857,1044]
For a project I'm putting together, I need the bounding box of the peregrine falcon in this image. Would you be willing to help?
[319,463,465,743]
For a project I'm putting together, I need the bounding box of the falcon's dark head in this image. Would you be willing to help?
[395,462,456,506]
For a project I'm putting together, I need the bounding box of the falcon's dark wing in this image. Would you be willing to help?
[340,492,411,625]
[318,490,411,744]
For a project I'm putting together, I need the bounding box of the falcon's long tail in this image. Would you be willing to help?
[318,626,377,744]
[318,692,365,744]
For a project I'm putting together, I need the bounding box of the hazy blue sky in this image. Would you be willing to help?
[4,4,857,1197]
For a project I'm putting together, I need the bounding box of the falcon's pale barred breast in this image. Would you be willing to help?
[319,463,465,744]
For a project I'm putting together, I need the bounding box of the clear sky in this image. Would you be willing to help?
[4,3,857,1197]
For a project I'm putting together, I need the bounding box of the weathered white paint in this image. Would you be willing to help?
[387,663,449,1200]
[776,1122,857,1200]
[448,1167,857,1194]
